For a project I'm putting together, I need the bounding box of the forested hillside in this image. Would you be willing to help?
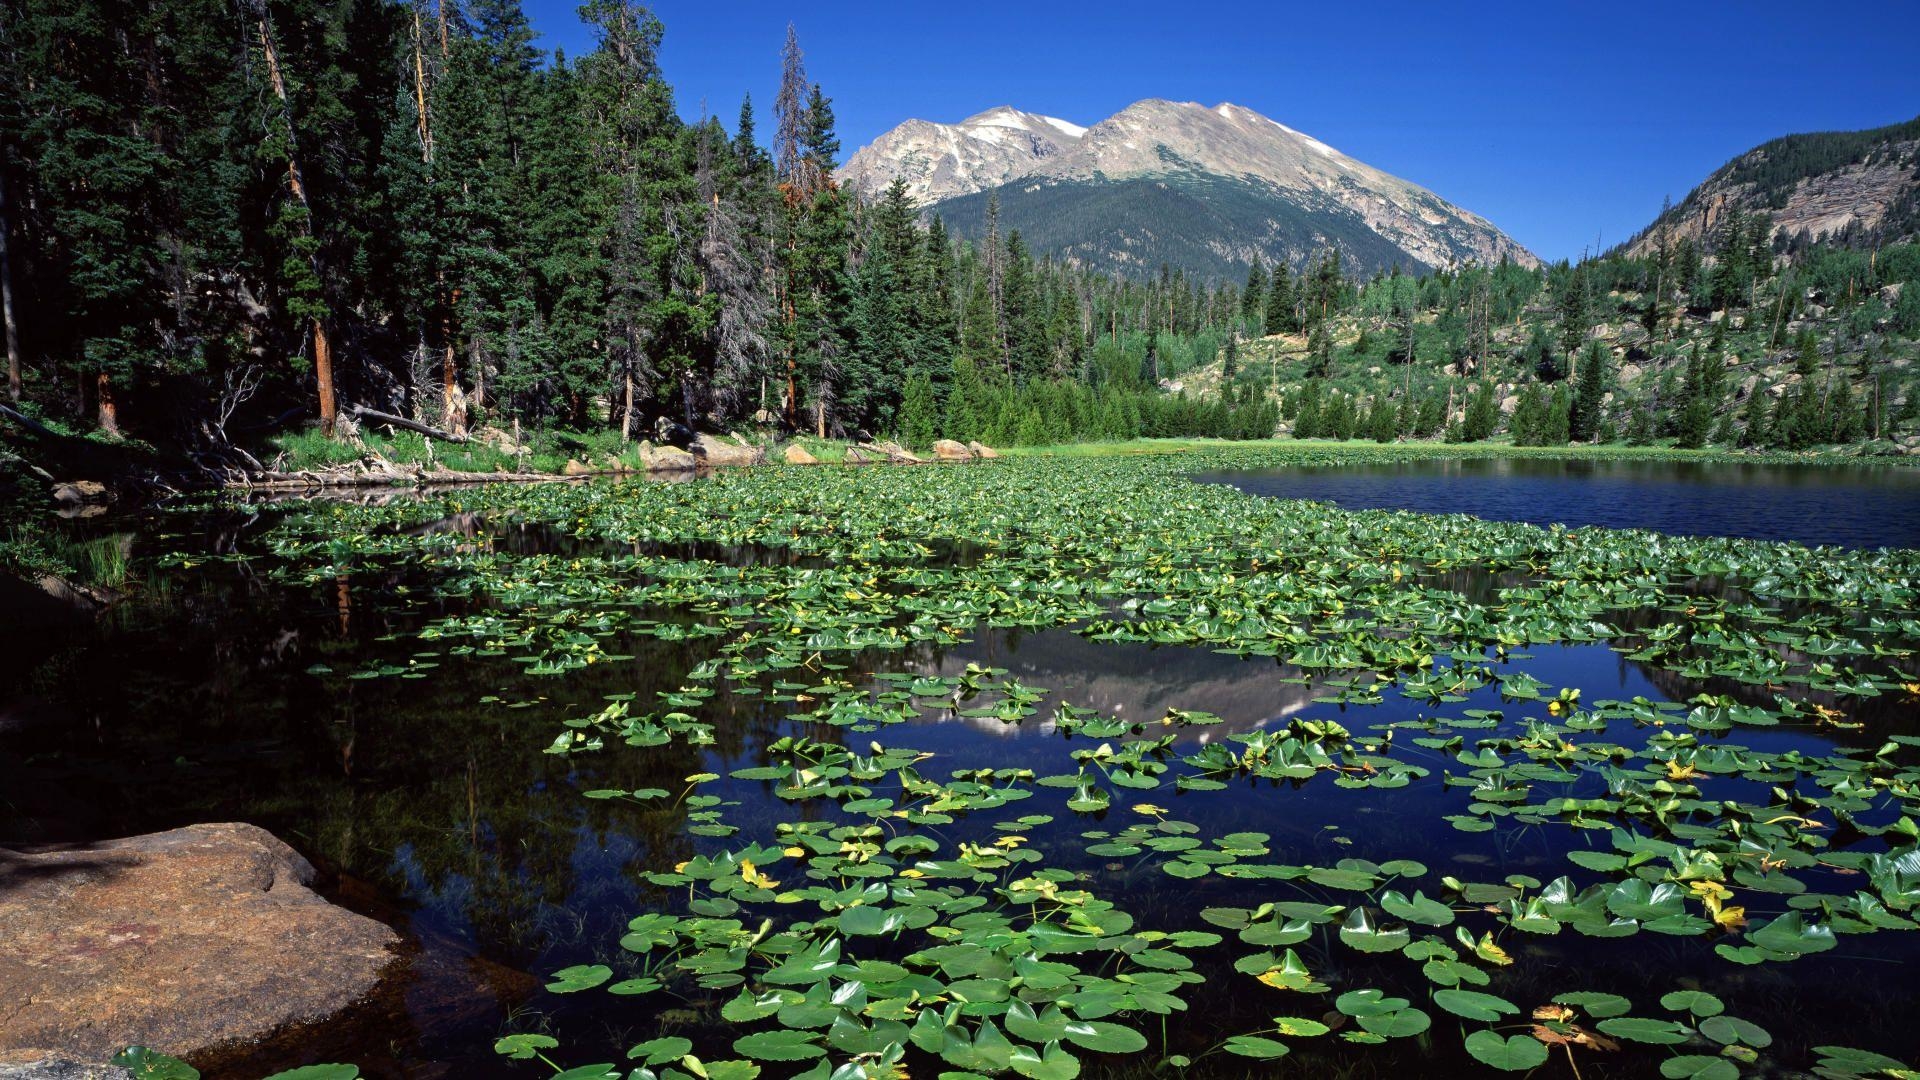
[1211,218,1920,453]
[0,0,1271,470]
[1624,114,1920,258]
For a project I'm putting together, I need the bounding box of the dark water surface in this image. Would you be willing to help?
[1198,457,1920,549]
[2,477,1917,1077]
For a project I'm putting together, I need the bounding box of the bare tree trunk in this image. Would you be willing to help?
[253,5,336,436]
[620,369,635,442]
[349,404,466,442]
[1,165,20,402]
[441,280,465,433]
[411,7,433,162]
[313,319,337,435]
[96,372,122,437]
[469,332,486,418]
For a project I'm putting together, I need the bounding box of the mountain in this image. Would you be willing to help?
[838,99,1538,281]
[1624,114,1920,257]
[840,106,1087,204]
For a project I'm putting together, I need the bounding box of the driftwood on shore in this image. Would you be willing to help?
[222,439,1003,492]
[347,404,469,443]
[232,465,589,491]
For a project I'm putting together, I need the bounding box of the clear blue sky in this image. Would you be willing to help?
[522,0,1920,263]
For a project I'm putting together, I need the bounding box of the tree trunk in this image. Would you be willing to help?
[0,165,20,402]
[252,4,336,436]
[441,281,464,434]
[313,318,337,436]
[620,369,635,442]
[96,372,122,437]
[349,404,466,442]
[411,7,433,163]
[469,332,486,419]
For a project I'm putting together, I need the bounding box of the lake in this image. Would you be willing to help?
[3,450,1917,1078]
[1198,455,1920,549]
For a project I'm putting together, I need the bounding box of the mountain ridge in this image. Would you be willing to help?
[838,98,1538,280]
[1623,114,1920,258]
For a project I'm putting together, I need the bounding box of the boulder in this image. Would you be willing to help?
[0,823,398,1064]
[861,441,924,464]
[560,459,595,476]
[0,1062,130,1080]
[968,442,1001,459]
[782,444,818,465]
[691,433,764,467]
[932,439,974,462]
[49,481,108,506]
[638,443,697,472]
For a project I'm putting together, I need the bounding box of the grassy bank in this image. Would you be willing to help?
[267,425,1918,477]
[999,436,1917,466]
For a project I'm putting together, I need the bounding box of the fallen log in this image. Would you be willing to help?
[348,404,469,443]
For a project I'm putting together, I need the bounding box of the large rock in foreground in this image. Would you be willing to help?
[932,439,975,462]
[0,823,399,1064]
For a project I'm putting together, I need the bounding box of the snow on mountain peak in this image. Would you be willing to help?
[837,98,1538,273]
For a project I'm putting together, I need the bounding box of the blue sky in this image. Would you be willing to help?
[522,0,1920,263]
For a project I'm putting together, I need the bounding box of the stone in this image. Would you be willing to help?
[844,447,874,465]
[932,439,974,462]
[560,459,594,476]
[861,441,924,464]
[782,444,818,465]
[0,823,398,1064]
[49,481,108,506]
[691,433,764,467]
[470,426,523,455]
[0,1062,131,1080]
[639,444,697,472]
[968,442,1000,459]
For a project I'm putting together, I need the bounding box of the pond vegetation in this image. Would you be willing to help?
[13,445,1920,1079]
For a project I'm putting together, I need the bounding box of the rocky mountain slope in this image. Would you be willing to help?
[839,99,1538,281]
[1625,114,1920,256]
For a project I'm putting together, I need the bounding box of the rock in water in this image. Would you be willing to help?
[932,439,975,462]
[691,434,765,467]
[782,444,818,465]
[639,443,697,471]
[0,822,399,1063]
[968,441,1001,459]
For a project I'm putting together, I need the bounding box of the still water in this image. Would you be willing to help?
[1198,457,1920,549]
[2,467,1917,1077]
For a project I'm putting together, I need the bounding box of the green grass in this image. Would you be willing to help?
[1001,436,1909,466]
[786,436,851,463]
[271,426,635,475]
[268,424,1913,478]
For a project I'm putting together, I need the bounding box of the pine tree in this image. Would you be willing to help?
[1264,265,1295,336]
[1241,259,1266,326]
[1461,380,1498,442]
[1570,339,1610,442]
[1558,260,1590,360]
[898,371,937,447]
[1370,393,1396,443]
[1742,386,1774,447]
